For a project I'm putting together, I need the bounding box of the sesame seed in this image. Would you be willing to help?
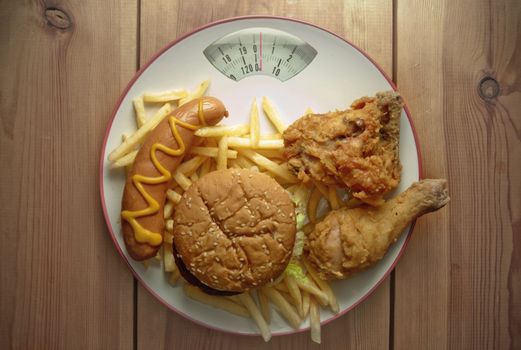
[215,257,220,262]
[262,244,267,249]
[196,269,202,273]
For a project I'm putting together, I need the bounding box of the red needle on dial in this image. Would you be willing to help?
[259,32,263,71]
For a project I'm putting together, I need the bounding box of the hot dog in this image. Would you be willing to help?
[121,96,228,260]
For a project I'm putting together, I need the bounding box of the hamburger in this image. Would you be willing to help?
[173,168,296,295]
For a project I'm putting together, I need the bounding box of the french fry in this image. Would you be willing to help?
[328,185,340,210]
[304,107,314,115]
[274,282,289,293]
[307,187,322,223]
[262,286,301,329]
[184,285,250,318]
[111,149,138,168]
[235,155,255,168]
[237,149,297,183]
[108,102,172,161]
[164,229,174,243]
[227,137,284,149]
[261,96,286,133]
[295,279,329,306]
[311,180,329,198]
[310,298,321,344]
[173,170,192,191]
[163,243,177,272]
[258,289,271,324]
[285,275,303,317]
[217,137,228,170]
[143,89,188,103]
[177,155,206,175]
[166,189,182,204]
[164,200,174,219]
[169,269,181,286]
[195,123,249,137]
[249,98,260,147]
[302,291,310,318]
[190,172,199,182]
[133,96,147,127]
[304,259,340,313]
[199,158,212,177]
[165,220,174,235]
[179,80,210,106]
[190,146,238,159]
[236,293,272,342]
[278,290,298,307]
[260,133,283,140]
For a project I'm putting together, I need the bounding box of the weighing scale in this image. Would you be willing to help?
[100,17,421,336]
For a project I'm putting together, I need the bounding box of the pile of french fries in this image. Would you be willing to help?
[108,80,354,343]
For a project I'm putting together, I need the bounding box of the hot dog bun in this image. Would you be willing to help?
[122,97,228,260]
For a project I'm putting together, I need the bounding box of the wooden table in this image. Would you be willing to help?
[1,1,519,349]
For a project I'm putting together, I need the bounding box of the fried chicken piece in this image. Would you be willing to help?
[283,91,403,206]
[305,179,450,280]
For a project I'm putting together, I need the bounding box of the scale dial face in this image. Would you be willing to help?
[203,27,318,82]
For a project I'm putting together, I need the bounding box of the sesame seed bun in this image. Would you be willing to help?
[173,168,296,293]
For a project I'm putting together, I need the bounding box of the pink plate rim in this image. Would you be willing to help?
[99,15,423,338]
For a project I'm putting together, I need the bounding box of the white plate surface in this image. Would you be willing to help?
[100,16,421,336]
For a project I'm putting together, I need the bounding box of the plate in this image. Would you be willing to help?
[100,16,421,336]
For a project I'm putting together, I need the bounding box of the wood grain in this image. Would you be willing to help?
[394,0,521,349]
[0,1,137,348]
[136,0,393,348]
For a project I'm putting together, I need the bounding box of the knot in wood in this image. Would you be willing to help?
[44,8,72,30]
[478,77,500,100]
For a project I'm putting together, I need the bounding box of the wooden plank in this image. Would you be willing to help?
[136,1,393,348]
[0,1,137,348]
[394,0,521,349]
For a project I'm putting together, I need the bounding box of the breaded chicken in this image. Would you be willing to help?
[305,179,450,280]
[283,91,403,206]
